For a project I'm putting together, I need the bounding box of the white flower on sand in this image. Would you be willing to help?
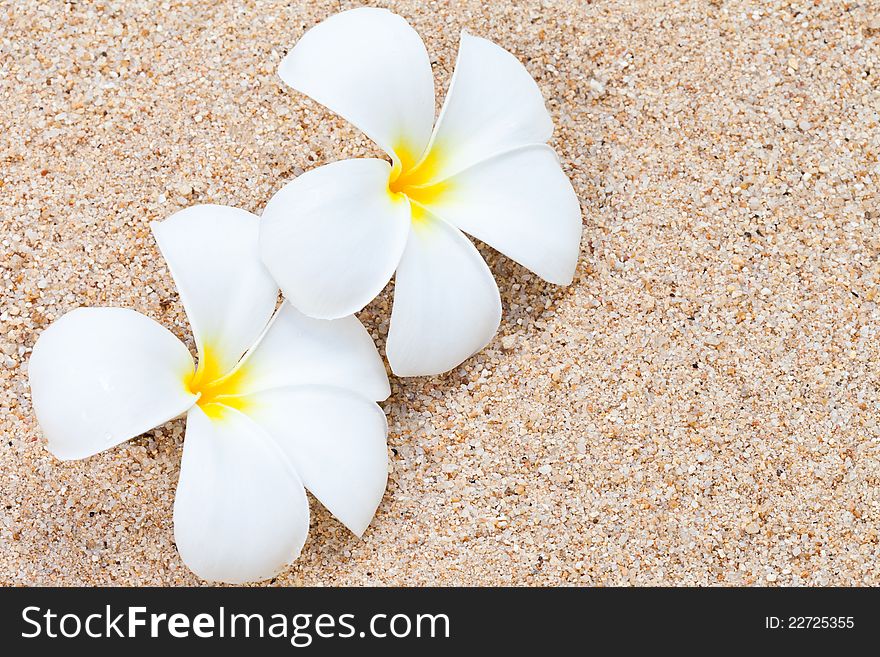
[27,205,391,584]
[260,7,582,377]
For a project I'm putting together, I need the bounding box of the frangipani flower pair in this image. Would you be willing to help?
[28,8,581,583]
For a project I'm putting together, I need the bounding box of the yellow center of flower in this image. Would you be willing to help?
[185,344,251,420]
[387,141,450,210]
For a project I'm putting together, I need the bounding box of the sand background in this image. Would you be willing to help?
[2,0,880,585]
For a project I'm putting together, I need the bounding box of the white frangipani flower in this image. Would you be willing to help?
[28,205,391,584]
[260,7,582,377]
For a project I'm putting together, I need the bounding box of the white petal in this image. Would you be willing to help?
[387,211,501,377]
[151,205,278,374]
[260,159,411,319]
[426,145,582,285]
[245,386,388,537]
[279,7,434,166]
[425,32,553,180]
[235,302,390,402]
[174,405,310,584]
[28,308,197,461]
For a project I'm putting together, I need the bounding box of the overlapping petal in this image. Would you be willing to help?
[423,145,582,285]
[178,300,391,549]
[387,210,501,377]
[279,7,435,168]
[28,308,197,460]
[151,205,278,375]
[260,158,411,319]
[174,405,310,584]
[420,31,554,182]
[244,386,388,537]
[234,302,390,402]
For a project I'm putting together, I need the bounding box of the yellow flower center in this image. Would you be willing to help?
[185,344,251,420]
[387,141,450,210]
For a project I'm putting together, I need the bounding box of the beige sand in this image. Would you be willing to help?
[2,0,880,586]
